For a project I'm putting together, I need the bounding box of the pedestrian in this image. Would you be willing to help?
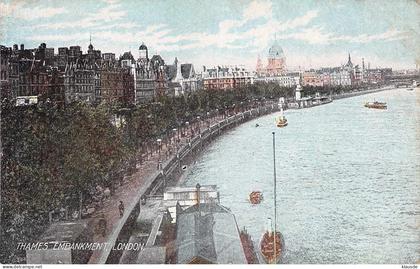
[118,201,124,217]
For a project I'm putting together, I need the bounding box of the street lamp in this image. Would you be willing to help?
[196,116,201,133]
[157,138,162,170]
[185,121,190,136]
[172,128,177,144]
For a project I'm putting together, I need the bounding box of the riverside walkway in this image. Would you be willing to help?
[87,114,223,264]
[87,105,277,264]
[87,87,394,264]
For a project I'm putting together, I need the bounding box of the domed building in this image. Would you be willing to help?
[256,40,286,77]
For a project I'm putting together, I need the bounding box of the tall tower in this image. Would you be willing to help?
[139,43,148,60]
[88,34,94,54]
[266,39,285,76]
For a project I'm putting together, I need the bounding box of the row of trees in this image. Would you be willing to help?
[0,81,360,263]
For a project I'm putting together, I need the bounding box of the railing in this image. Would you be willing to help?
[103,103,280,263]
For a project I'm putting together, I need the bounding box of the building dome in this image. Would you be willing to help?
[139,43,148,50]
[268,41,284,59]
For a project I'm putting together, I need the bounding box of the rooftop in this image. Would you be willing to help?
[176,203,247,264]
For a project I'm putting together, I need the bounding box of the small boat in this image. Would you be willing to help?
[240,227,259,264]
[260,229,284,264]
[364,101,387,109]
[259,133,285,264]
[276,107,288,127]
[406,88,414,91]
[249,191,263,204]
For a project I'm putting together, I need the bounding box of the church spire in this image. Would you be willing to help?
[88,33,93,51]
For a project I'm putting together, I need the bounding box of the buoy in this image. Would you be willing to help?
[249,191,263,204]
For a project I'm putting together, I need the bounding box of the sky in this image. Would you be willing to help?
[1,0,419,71]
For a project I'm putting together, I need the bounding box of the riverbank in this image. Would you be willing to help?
[89,103,280,264]
[90,85,397,264]
[331,85,395,100]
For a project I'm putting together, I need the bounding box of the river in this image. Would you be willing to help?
[182,88,419,263]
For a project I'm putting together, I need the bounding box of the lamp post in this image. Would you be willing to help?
[196,116,201,133]
[171,128,175,143]
[157,138,162,170]
[173,128,177,145]
[185,121,190,138]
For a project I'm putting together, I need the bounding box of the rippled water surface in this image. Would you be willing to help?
[183,88,419,263]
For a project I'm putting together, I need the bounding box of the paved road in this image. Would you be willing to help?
[87,115,222,264]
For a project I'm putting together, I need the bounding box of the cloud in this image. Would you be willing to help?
[243,0,272,21]
[0,2,66,20]
[278,27,409,45]
[26,0,126,30]
[28,33,88,42]
[15,0,415,69]
[334,29,408,43]
[278,10,319,31]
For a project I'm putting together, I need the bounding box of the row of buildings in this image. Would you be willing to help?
[254,44,393,88]
[300,55,393,87]
[1,43,136,105]
[0,42,206,105]
[1,40,395,106]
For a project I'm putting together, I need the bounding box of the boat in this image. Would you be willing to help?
[240,227,259,264]
[276,107,288,127]
[364,101,387,109]
[406,88,414,91]
[249,191,263,204]
[259,132,285,264]
[260,227,284,264]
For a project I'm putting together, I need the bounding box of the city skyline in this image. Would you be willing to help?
[1,0,419,70]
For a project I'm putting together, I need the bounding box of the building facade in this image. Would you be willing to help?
[256,39,286,77]
[0,46,11,99]
[202,66,253,91]
[133,43,171,103]
[166,57,199,96]
[1,42,135,106]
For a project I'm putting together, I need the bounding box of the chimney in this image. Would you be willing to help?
[20,44,24,51]
[13,44,18,51]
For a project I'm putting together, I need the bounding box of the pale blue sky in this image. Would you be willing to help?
[1,0,419,70]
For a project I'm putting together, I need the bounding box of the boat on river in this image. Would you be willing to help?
[259,132,285,264]
[364,101,387,109]
[260,227,284,264]
[276,108,288,127]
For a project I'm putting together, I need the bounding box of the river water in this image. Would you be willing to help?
[182,88,419,263]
